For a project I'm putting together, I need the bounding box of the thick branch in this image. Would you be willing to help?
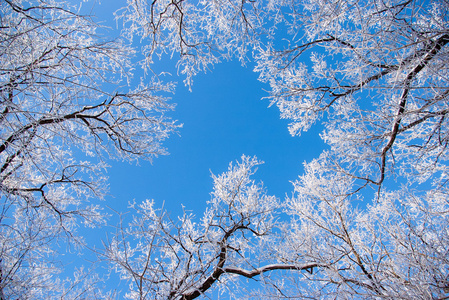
[180,223,245,300]
[0,96,122,156]
[181,261,324,300]
[224,263,321,278]
[180,217,323,299]
[378,33,449,186]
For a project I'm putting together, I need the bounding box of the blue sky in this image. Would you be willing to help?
[100,59,324,299]
[106,59,324,217]
[73,0,326,294]
[76,0,326,217]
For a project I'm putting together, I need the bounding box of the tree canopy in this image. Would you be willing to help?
[1,0,449,299]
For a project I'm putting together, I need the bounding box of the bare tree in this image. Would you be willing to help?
[0,0,177,298]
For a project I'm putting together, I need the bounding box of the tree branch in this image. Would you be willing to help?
[378,33,449,187]
[224,263,321,278]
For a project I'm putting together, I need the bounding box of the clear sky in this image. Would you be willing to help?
[106,60,324,217]
[77,0,326,218]
[73,0,325,295]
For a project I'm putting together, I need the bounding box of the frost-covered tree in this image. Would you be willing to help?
[106,157,449,299]
[0,0,176,298]
[105,156,320,299]
[2,0,448,298]
[107,0,449,298]
[256,1,449,296]
[116,0,265,86]
[256,0,449,189]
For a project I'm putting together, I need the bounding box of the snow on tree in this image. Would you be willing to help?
[104,156,322,299]
[2,0,449,298]
[256,1,449,296]
[0,0,177,298]
[107,0,449,298]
